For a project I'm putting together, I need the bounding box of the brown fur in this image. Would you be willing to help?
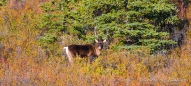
[64,39,106,64]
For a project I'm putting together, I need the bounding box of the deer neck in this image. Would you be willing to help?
[94,44,101,56]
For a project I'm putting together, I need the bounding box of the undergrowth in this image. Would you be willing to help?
[0,2,190,86]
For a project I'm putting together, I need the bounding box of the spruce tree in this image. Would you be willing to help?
[39,0,178,52]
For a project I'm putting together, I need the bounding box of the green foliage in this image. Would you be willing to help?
[0,1,190,86]
[38,3,63,44]
[37,1,65,56]
[115,0,178,51]
[38,34,57,44]
[0,0,6,6]
[39,0,179,52]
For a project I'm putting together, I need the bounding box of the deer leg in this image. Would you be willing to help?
[68,53,74,64]
[88,56,95,64]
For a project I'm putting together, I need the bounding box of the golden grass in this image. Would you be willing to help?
[0,4,190,86]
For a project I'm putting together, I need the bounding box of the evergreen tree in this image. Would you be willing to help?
[39,0,178,52]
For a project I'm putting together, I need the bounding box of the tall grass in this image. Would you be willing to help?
[0,3,190,86]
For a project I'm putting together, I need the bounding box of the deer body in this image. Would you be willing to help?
[68,44,100,57]
[64,39,106,64]
[64,27,108,64]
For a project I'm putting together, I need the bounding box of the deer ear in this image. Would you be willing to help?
[103,39,106,43]
[95,39,98,43]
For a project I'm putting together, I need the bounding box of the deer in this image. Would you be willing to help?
[64,27,108,64]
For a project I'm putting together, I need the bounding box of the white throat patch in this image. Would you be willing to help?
[99,46,101,49]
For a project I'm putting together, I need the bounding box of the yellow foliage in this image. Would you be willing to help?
[0,1,190,86]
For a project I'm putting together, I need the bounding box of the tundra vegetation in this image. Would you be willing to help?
[0,0,190,85]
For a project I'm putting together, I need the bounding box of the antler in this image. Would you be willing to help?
[94,26,98,39]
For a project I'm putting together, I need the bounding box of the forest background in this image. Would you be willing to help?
[0,0,191,85]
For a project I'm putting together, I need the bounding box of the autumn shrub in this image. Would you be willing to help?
[0,1,190,86]
[0,5,44,85]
